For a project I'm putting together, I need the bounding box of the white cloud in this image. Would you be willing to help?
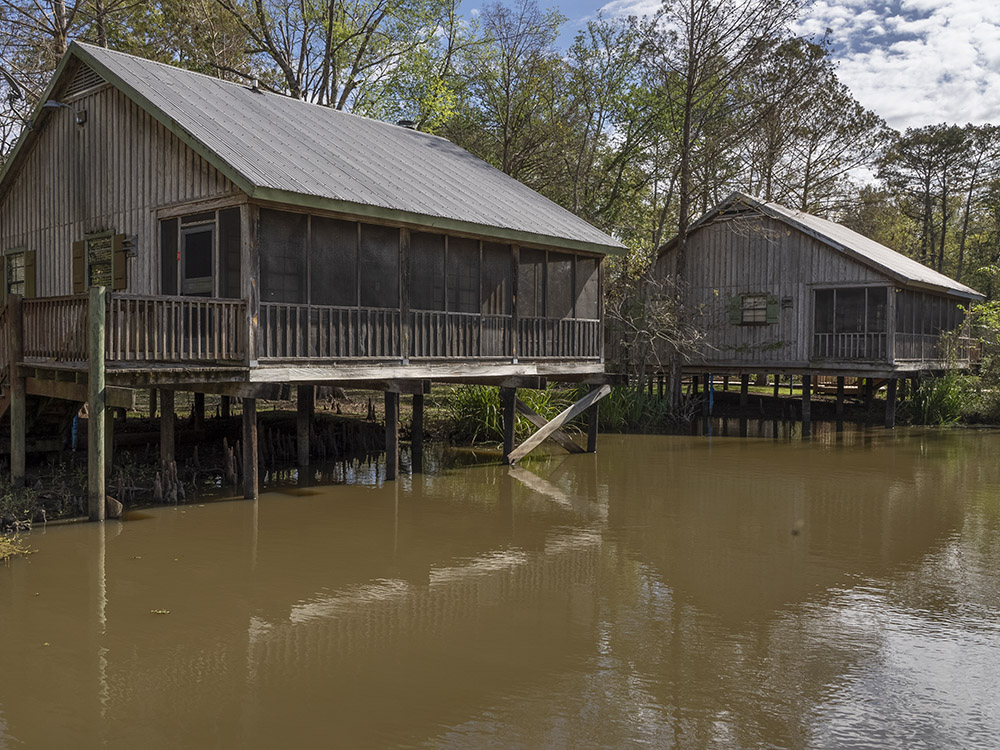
[596,0,1000,131]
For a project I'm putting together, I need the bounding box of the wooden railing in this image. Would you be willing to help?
[895,333,973,362]
[107,294,246,363]
[22,295,89,362]
[259,303,401,360]
[410,311,511,358]
[812,332,888,361]
[518,317,601,359]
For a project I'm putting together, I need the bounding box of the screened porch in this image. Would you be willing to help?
[253,208,602,363]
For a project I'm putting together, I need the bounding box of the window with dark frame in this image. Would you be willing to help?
[6,251,25,297]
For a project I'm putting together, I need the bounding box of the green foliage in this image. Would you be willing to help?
[900,373,967,425]
[439,385,576,444]
[595,386,674,432]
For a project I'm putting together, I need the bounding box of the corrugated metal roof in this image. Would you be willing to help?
[69,43,624,255]
[662,192,983,300]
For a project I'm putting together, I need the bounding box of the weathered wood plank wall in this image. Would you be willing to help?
[657,215,887,368]
[0,70,239,297]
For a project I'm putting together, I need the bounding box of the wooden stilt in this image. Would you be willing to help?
[836,376,845,417]
[772,376,779,399]
[863,378,874,410]
[723,374,730,392]
[8,294,25,489]
[220,395,231,419]
[587,384,600,453]
[105,407,114,487]
[801,374,812,438]
[657,375,664,399]
[242,397,258,499]
[149,388,157,419]
[740,374,749,410]
[692,375,699,395]
[88,287,107,521]
[412,393,424,473]
[702,372,711,415]
[500,386,516,465]
[789,375,794,395]
[384,391,399,481]
[160,389,175,470]
[193,392,205,429]
[885,378,898,429]
[297,385,313,469]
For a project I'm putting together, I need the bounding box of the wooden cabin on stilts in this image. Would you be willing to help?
[654,192,983,435]
[0,43,620,519]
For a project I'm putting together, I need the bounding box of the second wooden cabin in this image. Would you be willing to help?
[655,192,984,420]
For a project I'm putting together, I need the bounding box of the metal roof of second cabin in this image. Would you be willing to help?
[660,192,983,300]
[1,43,624,256]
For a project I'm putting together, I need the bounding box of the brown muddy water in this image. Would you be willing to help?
[2,427,1000,749]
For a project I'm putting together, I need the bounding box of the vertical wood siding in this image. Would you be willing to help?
[0,83,239,296]
[657,215,889,368]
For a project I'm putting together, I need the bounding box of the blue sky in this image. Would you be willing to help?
[467,0,1000,131]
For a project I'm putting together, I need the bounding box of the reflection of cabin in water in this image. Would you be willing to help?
[0,43,622,516]
[655,193,984,427]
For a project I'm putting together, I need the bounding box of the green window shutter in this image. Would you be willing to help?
[727,295,742,325]
[112,233,127,291]
[24,250,36,298]
[72,240,86,294]
[766,294,779,324]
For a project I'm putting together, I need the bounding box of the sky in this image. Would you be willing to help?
[504,0,1000,132]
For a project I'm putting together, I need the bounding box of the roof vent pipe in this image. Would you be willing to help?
[396,119,416,129]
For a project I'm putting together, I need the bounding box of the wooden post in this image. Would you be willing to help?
[702,372,711,416]
[160,389,175,469]
[220,395,231,419]
[242,204,260,367]
[88,286,107,522]
[105,407,115,487]
[412,393,424,473]
[242,397,258,499]
[384,391,399,481]
[399,228,410,364]
[789,375,794,395]
[297,385,313,469]
[657,375,664,399]
[864,378,874,410]
[885,378,898,429]
[8,294,25,489]
[587,384,600,453]
[801,374,812,438]
[772,376,779,399]
[723,374,730,392]
[692,375,699,394]
[149,388,157,419]
[500,386,516,464]
[193,392,205,429]
[836,376,845,417]
[510,246,519,363]
[740,374,749,410]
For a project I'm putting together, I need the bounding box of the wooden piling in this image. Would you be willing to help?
[8,294,25,489]
[297,385,313,469]
[740,374,749,410]
[88,286,107,522]
[801,374,812,438]
[149,388,157,419]
[160,389,175,470]
[220,395,231,419]
[500,386,516,465]
[723,374,730,392]
[193,392,205,429]
[772,376,779,399]
[384,391,399,481]
[836,376,845,417]
[587,384,600,453]
[863,378,874,410]
[412,393,424,473]
[243,398,258,499]
[885,378,898,429]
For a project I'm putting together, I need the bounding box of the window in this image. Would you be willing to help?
[742,294,768,324]
[87,233,114,287]
[6,251,25,297]
[160,208,242,298]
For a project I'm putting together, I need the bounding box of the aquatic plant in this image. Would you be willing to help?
[439,385,576,444]
[0,535,31,563]
[900,373,967,425]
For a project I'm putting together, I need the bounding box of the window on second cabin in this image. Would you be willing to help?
[741,294,768,324]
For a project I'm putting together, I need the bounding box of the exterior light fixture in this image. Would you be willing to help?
[42,99,86,126]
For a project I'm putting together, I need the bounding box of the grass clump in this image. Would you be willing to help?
[439,385,576,444]
[0,534,32,563]
[900,373,968,425]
